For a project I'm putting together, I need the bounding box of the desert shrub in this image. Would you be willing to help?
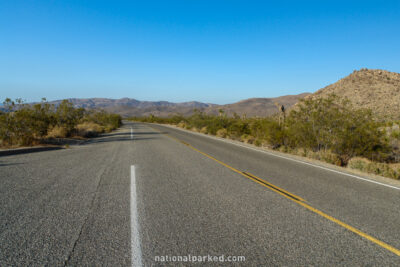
[200,126,208,134]
[264,120,285,148]
[0,98,122,147]
[169,114,186,124]
[201,117,228,135]
[131,94,391,171]
[47,125,68,138]
[391,130,400,140]
[301,150,342,165]
[84,110,122,130]
[177,121,187,128]
[216,128,228,138]
[76,122,104,137]
[348,157,399,179]
[254,139,262,147]
[55,100,84,133]
[247,118,285,148]
[286,94,390,165]
[240,134,255,144]
[0,98,41,146]
[318,150,342,166]
[227,120,250,139]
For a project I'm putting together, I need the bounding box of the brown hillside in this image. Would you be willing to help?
[55,94,309,118]
[205,93,310,117]
[103,94,310,118]
[311,69,400,120]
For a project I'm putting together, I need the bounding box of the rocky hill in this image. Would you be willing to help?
[205,93,310,117]
[310,69,400,120]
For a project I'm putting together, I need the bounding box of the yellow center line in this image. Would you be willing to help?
[159,130,400,257]
[295,200,400,257]
[242,171,305,202]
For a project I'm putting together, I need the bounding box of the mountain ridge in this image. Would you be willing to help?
[44,93,310,117]
[8,68,399,119]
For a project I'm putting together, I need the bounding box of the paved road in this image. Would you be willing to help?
[1,121,400,266]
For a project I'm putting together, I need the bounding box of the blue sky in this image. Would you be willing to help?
[1,0,399,104]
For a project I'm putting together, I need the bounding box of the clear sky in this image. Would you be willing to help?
[1,0,399,104]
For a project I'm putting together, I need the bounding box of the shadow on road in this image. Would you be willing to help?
[82,126,164,145]
[0,146,64,157]
[0,161,23,167]
[85,136,158,144]
[99,131,167,137]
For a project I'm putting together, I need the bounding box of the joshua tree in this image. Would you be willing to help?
[274,102,285,126]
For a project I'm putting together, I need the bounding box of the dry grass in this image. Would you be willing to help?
[216,128,228,138]
[240,134,255,144]
[348,157,400,179]
[103,125,113,133]
[46,126,68,138]
[76,122,104,137]
[307,150,342,166]
[177,122,186,128]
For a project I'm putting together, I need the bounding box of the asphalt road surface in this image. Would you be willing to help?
[1,121,400,266]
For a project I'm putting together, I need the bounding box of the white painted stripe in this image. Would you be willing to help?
[130,165,142,266]
[131,127,133,140]
[158,124,400,191]
[238,144,400,191]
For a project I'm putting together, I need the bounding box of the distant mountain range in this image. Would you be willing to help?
[6,68,399,119]
[45,94,310,118]
[49,98,212,109]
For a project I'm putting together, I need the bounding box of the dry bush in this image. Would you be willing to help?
[287,94,390,164]
[177,122,187,128]
[103,125,114,133]
[348,157,400,179]
[318,150,342,166]
[278,146,289,153]
[282,148,342,166]
[254,139,262,147]
[216,128,228,138]
[76,122,104,137]
[0,98,122,148]
[302,150,342,166]
[240,134,255,144]
[391,130,400,140]
[46,126,68,138]
[289,147,308,157]
[200,126,208,134]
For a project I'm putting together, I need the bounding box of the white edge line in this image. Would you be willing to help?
[154,123,400,191]
[130,165,142,266]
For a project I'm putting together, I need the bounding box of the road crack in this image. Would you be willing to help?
[63,147,118,266]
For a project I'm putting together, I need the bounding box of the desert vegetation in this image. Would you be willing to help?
[0,98,122,147]
[131,94,400,180]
